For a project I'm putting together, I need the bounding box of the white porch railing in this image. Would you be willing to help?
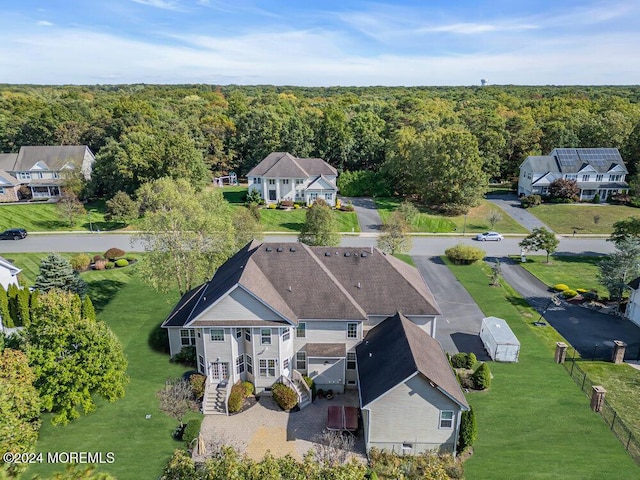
[292,369,311,399]
[224,381,231,416]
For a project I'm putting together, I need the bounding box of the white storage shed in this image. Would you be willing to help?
[480,317,520,362]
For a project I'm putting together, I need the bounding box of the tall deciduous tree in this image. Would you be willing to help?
[377,210,413,255]
[157,377,192,428]
[0,348,41,477]
[610,217,640,247]
[298,199,340,247]
[105,191,138,224]
[519,227,559,263]
[34,253,88,297]
[135,178,237,295]
[597,238,640,310]
[24,290,128,425]
[57,188,87,227]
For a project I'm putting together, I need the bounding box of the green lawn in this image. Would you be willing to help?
[527,203,640,234]
[519,254,604,293]
[445,259,639,478]
[259,208,360,233]
[20,261,199,480]
[221,185,248,206]
[375,198,527,234]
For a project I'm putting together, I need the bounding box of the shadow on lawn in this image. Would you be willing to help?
[88,279,127,312]
[32,219,70,230]
[278,222,304,231]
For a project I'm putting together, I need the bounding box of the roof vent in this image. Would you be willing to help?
[266,247,273,252]
[325,252,331,257]
[287,285,292,292]
[357,282,361,289]
[344,252,351,257]
[290,247,296,252]
[361,252,368,258]
[276,247,284,252]
[369,352,373,358]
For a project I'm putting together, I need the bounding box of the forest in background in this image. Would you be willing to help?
[2,84,640,213]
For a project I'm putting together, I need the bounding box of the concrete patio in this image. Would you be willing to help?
[196,389,365,462]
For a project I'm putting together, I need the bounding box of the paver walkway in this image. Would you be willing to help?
[197,390,364,462]
[487,193,551,232]
[341,197,383,233]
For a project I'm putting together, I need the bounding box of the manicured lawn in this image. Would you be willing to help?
[18,260,199,480]
[221,185,248,206]
[445,259,639,478]
[527,203,640,234]
[259,208,360,233]
[375,198,527,234]
[0,201,124,232]
[519,254,604,293]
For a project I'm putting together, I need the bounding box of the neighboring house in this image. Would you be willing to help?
[162,240,441,416]
[247,152,338,206]
[0,256,21,290]
[518,148,628,201]
[0,169,20,202]
[626,277,640,328]
[0,145,95,200]
[357,312,469,455]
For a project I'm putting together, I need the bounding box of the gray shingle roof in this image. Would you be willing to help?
[0,154,18,171]
[247,152,337,178]
[0,170,19,186]
[356,312,468,409]
[306,343,347,358]
[162,242,440,328]
[14,146,92,171]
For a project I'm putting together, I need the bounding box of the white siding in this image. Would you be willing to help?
[366,315,434,337]
[0,265,19,290]
[366,374,461,454]
[197,287,288,322]
[626,289,640,327]
[292,320,362,349]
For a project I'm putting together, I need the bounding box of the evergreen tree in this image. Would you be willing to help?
[17,288,31,327]
[458,405,478,451]
[33,253,88,297]
[81,295,96,321]
[0,285,12,329]
[7,284,19,326]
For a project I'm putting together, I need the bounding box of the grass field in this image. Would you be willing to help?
[16,259,199,480]
[259,207,360,232]
[519,254,604,293]
[445,259,639,479]
[375,198,527,234]
[527,203,640,234]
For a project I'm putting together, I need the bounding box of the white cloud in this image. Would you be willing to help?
[417,22,538,35]
[131,0,184,11]
[36,20,53,27]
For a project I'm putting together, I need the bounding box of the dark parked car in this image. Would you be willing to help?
[0,228,28,240]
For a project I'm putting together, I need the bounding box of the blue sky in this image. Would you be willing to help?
[0,0,638,85]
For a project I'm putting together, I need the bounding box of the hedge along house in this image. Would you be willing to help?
[247,152,338,206]
[357,312,469,455]
[162,240,441,416]
[518,148,628,201]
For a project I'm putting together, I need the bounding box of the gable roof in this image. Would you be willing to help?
[162,242,440,329]
[0,170,19,186]
[13,146,93,172]
[247,152,337,178]
[0,153,18,171]
[357,312,468,409]
[0,257,21,276]
[306,175,337,191]
[522,148,627,175]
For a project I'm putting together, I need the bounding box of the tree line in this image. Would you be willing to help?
[1,84,640,213]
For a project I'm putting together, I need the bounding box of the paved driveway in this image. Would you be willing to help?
[487,193,551,232]
[494,257,640,359]
[341,197,382,233]
[413,256,489,360]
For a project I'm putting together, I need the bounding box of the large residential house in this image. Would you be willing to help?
[518,148,628,201]
[357,312,469,454]
[0,145,95,200]
[247,152,338,206]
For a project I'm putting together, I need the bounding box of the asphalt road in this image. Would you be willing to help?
[0,233,616,256]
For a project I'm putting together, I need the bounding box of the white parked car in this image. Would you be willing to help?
[476,231,504,241]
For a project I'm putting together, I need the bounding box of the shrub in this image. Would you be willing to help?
[553,283,570,291]
[105,261,115,269]
[190,374,207,401]
[583,290,599,301]
[548,178,579,201]
[148,323,169,353]
[592,193,601,204]
[245,188,263,206]
[335,198,341,210]
[472,363,491,390]
[451,353,468,369]
[227,382,246,413]
[562,289,578,298]
[242,381,255,397]
[466,352,477,369]
[520,194,541,208]
[341,202,355,212]
[458,405,478,451]
[268,203,277,209]
[303,375,316,400]
[171,346,196,367]
[115,259,129,267]
[70,253,91,271]
[104,247,126,260]
[183,418,203,446]
[93,254,104,261]
[294,204,301,209]
[272,382,298,411]
[336,169,392,197]
[576,288,588,293]
[94,259,106,270]
[445,244,485,264]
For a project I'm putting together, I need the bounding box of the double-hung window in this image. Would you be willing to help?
[296,351,306,370]
[439,411,454,429]
[259,359,276,377]
[245,329,251,341]
[261,328,271,345]
[210,328,224,342]
[296,322,306,338]
[235,355,245,374]
[346,352,356,370]
[246,355,253,374]
[235,328,242,339]
[180,329,196,346]
[347,322,358,339]
[282,328,290,342]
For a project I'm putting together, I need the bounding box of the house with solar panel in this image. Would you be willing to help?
[161,240,470,453]
[518,148,628,201]
[247,152,338,206]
